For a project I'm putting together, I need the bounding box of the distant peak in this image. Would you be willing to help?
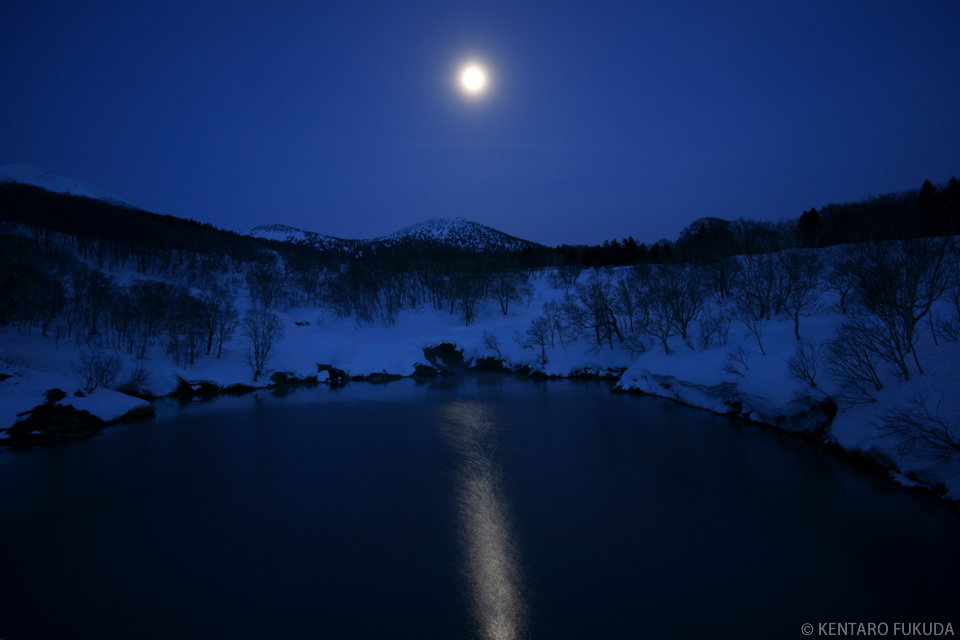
[249,223,300,233]
[248,216,539,255]
[378,216,536,251]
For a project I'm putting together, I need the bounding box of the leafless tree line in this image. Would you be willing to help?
[825,236,958,402]
[322,254,536,327]
[518,244,827,359]
[519,236,958,392]
[5,219,960,417]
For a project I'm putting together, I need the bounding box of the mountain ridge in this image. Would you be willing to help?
[249,217,543,255]
[0,163,542,256]
[0,163,140,210]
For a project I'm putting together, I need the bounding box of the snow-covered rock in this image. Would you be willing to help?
[0,368,152,434]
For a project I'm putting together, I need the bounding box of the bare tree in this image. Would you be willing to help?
[705,256,741,300]
[698,306,733,349]
[779,248,825,340]
[844,237,955,378]
[450,269,486,326]
[655,263,706,345]
[638,263,705,354]
[126,280,175,357]
[575,271,624,349]
[540,300,565,348]
[646,296,678,354]
[827,248,859,314]
[70,266,115,339]
[515,316,552,364]
[558,292,588,343]
[878,389,960,460]
[287,255,330,307]
[826,318,886,403]
[73,348,123,392]
[202,288,240,358]
[117,355,150,396]
[242,309,285,381]
[164,290,206,366]
[734,297,769,356]
[548,265,580,292]
[787,340,825,388]
[490,269,532,315]
[481,330,503,359]
[722,346,750,377]
[614,271,640,333]
[246,258,285,309]
[736,252,785,321]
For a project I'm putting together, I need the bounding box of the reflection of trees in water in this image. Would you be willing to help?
[441,401,527,640]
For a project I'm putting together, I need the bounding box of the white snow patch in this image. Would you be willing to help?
[0,367,151,429]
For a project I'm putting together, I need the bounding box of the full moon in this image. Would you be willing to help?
[459,64,488,95]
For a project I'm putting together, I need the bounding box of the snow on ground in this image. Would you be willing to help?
[825,339,960,501]
[1,261,958,504]
[616,303,960,503]
[618,312,830,423]
[0,366,151,429]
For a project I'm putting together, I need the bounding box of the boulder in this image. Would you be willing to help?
[3,395,106,448]
[422,343,471,373]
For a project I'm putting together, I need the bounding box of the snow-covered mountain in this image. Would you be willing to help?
[250,217,541,255]
[379,217,537,251]
[0,163,139,209]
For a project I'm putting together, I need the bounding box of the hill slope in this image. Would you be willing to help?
[0,163,139,209]
[249,217,541,255]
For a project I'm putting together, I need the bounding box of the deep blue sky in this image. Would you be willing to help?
[3,1,959,247]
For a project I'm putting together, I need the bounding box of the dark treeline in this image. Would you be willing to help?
[559,177,960,267]
[4,176,957,274]
[2,175,958,330]
[0,182,273,270]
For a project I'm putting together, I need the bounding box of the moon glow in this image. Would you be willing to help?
[459,64,488,95]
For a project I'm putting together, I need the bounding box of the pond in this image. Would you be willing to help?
[1,375,958,639]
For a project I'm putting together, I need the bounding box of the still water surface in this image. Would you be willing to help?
[1,376,958,639]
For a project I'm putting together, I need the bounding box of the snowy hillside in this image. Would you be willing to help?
[249,217,541,255]
[378,217,537,252]
[248,223,362,254]
[0,163,139,209]
[3,234,960,506]
[2,178,959,507]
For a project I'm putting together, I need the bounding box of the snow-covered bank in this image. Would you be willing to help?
[0,364,154,446]
[0,367,152,426]
[616,317,838,431]
[2,257,959,506]
[616,317,960,504]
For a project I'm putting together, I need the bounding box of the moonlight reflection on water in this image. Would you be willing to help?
[3,379,960,639]
[440,400,527,640]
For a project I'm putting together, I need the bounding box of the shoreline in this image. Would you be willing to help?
[3,359,958,512]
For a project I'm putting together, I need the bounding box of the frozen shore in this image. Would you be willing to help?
[3,275,959,505]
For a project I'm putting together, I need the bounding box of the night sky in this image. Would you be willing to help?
[3,1,959,247]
